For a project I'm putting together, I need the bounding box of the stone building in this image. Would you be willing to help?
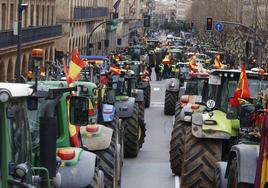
[55,0,116,56]
[0,0,61,82]
[176,0,192,21]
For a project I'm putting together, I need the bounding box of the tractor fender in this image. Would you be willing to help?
[138,80,149,89]
[58,149,96,188]
[225,144,259,184]
[178,86,186,98]
[102,104,115,123]
[132,89,144,102]
[178,104,192,122]
[215,161,228,188]
[165,78,180,92]
[80,124,113,151]
[114,97,136,118]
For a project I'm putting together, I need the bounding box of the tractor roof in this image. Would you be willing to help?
[0,83,33,98]
[210,69,268,80]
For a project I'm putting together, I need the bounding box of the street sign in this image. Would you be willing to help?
[214,22,223,32]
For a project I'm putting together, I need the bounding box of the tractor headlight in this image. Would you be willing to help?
[15,163,29,179]
[0,90,10,103]
[224,73,228,77]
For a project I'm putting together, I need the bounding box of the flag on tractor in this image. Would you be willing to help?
[234,64,251,99]
[109,64,121,75]
[214,52,223,69]
[255,113,268,188]
[229,64,251,106]
[67,48,85,86]
[189,53,198,72]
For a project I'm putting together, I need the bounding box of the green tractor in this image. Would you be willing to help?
[215,88,268,188]
[170,69,268,188]
[0,83,103,188]
[106,68,146,157]
[118,60,151,108]
[32,81,120,188]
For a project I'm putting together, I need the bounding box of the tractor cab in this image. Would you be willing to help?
[128,45,146,61]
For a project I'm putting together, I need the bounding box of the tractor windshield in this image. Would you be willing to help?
[8,100,32,165]
[248,79,268,98]
[185,79,206,95]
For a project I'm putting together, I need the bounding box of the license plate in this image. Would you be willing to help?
[209,75,221,85]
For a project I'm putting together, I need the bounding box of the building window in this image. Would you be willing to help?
[1,3,7,30]
[47,5,50,25]
[10,4,14,29]
[51,5,55,24]
[42,5,45,25]
[30,5,34,26]
[36,5,40,26]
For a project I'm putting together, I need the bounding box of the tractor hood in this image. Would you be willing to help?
[192,110,239,139]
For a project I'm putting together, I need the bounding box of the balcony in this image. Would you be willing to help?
[73,7,108,20]
[0,24,62,49]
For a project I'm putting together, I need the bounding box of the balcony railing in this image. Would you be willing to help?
[73,7,108,20]
[0,24,62,49]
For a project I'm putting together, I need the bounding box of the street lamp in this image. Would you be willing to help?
[15,0,28,83]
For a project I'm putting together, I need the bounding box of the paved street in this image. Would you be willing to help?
[122,72,175,188]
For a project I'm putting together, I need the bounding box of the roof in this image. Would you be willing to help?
[0,83,32,98]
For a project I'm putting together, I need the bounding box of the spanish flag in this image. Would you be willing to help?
[189,53,198,72]
[67,48,85,85]
[109,65,121,75]
[234,64,251,99]
[229,64,251,106]
[214,52,223,69]
[255,113,268,188]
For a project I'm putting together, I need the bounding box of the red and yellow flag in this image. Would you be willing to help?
[189,53,198,72]
[234,64,251,99]
[109,65,121,75]
[67,48,85,85]
[214,52,223,69]
[229,64,251,106]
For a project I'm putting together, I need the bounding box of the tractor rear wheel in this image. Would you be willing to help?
[181,126,222,188]
[144,84,151,108]
[94,134,117,188]
[122,103,140,158]
[137,102,146,149]
[169,122,188,176]
[164,91,178,115]
[174,102,182,126]
[227,157,254,188]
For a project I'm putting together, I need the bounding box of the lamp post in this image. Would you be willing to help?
[15,0,28,83]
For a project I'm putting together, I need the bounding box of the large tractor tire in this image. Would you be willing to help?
[137,102,146,149]
[103,117,122,187]
[144,84,151,108]
[164,91,178,115]
[94,134,118,188]
[227,157,254,188]
[174,102,182,126]
[122,103,140,158]
[169,122,188,176]
[181,126,222,188]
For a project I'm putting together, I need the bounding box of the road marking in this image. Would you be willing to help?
[150,102,164,108]
[175,176,180,188]
[153,87,160,91]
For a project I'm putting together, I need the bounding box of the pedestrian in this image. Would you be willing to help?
[159,63,164,80]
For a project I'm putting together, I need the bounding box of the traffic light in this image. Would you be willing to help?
[206,17,213,31]
[143,15,151,27]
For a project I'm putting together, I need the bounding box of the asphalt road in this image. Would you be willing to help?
[122,72,175,188]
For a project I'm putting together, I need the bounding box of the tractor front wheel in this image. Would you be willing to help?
[122,103,140,158]
[164,91,178,115]
[169,121,188,176]
[181,126,222,188]
[144,84,151,108]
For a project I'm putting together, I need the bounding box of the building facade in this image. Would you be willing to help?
[55,0,117,56]
[176,0,192,21]
[0,0,61,82]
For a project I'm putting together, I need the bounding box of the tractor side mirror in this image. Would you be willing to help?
[69,96,89,126]
[239,103,255,128]
[27,96,38,111]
